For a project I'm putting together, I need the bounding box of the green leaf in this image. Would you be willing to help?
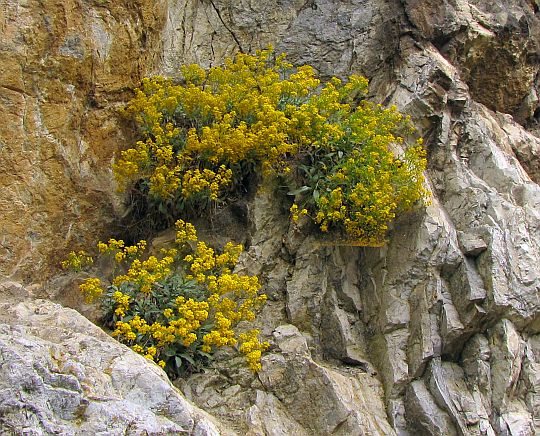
[163,346,177,357]
[287,186,312,196]
[179,353,196,365]
[175,356,183,368]
[198,351,214,360]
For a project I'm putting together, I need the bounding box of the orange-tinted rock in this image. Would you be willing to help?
[0,0,166,285]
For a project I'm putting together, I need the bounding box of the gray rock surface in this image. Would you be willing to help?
[0,298,227,435]
[1,0,540,434]
[162,0,540,433]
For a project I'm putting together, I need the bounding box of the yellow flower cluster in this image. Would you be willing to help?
[239,330,270,372]
[149,165,181,198]
[304,141,428,244]
[114,48,427,244]
[289,204,308,223]
[97,238,124,253]
[81,219,268,374]
[112,141,150,188]
[174,297,210,346]
[177,221,267,357]
[112,297,210,350]
[127,340,159,362]
[61,250,93,272]
[113,47,329,211]
[79,277,103,303]
[112,291,130,317]
[112,254,175,293]
[97,239,147,263]
[181,165,232,201]
[216,242,243,268]
[175,219,197,243]
[112,320,136,341]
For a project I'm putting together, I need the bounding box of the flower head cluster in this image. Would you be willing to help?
[79,220,268,376]
[112,254,176,294]
[97,239,147,263]
[114,47,327,221]
[239,329,270,372]
[61,251,93,272]
[79,277,103,303]
[181,165,233,201]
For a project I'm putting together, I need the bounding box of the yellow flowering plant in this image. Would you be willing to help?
[61,250,93,272]
[286,90,429,244]
[280,73,428,245]
[63,220,269,376]
[117,47,427,243]
[115,47,301,228]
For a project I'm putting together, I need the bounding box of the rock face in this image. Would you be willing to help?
[1,0,540,435]
[0,0,165,283]
[160,1,540,434]
[0,297,226,435]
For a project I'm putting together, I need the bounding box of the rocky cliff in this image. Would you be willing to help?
[0,0,165,283]
[1,0,540,435]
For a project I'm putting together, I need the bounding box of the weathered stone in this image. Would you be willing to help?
[0,280,31,302]
[489,319,528,430]
[245,390,309,436]
[0,0,166,284]
[440,291,466,355]
[3,0,540,434]
[259,326,395,435]
[428,359,494,435]
[371,329,409,401]
[462,334,493,418]
[0,299,226,435]
[457,231,489,257]
[386,398,408,434]
[496,112,540,184]
[285,239,329,333]
[320,289,372,370]
[181,322,393,435]
[521,335,540,432]
[448,257,487,314]
[405,0,540,118]
[408,280,441,378]
[272,324,310,356]
[332,246,364,313]
[406,379,458,436]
